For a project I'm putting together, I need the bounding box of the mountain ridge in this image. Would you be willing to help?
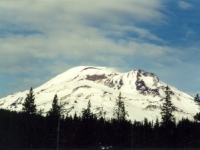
[0,66,198,121]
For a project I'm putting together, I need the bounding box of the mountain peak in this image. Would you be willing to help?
[0,66,198,121]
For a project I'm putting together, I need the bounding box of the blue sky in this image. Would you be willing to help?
[0,0,200,98]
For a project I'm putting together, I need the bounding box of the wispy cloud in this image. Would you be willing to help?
[178,1,193,10]
[0,0,199,97]
[0,0,165,74]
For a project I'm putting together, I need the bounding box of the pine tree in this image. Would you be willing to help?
[160,86,176,148]
[48,94,60,117]
[82,100,94,120]
[80,100,97,147]
[161,86,175,127]
[153,117,161,147]
[46,94,63,150]
[194,94,200,103]
[22,87,37,114]
[194,94,200,109]
[194,94,200,121]
[113,92,127,122]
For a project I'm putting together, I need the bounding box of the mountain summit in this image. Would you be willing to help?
[0,66,198,121]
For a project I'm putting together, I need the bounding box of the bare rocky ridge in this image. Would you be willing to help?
[0,66,198,121]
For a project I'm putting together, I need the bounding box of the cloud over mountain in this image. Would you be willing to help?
[0,0,200,98]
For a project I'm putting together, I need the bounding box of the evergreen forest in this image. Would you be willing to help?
[1,87,200,149]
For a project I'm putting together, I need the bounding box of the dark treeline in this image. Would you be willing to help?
[1,109,200,149]
[1,87,200,149]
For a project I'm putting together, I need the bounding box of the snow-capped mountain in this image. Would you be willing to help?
[0,66,198,121]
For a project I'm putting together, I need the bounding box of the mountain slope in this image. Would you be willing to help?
[0,66,198,121]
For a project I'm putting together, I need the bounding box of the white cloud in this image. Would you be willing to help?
[0,1,167,76]
[186,30,195,37]
[104,25,164,42]
[0,0,165,54]
[2,0,197,97]
[178,1,193,10]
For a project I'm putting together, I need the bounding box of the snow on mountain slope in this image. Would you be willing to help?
[0,66,198,121]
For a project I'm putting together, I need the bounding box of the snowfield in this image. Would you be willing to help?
[0,66,198,122]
